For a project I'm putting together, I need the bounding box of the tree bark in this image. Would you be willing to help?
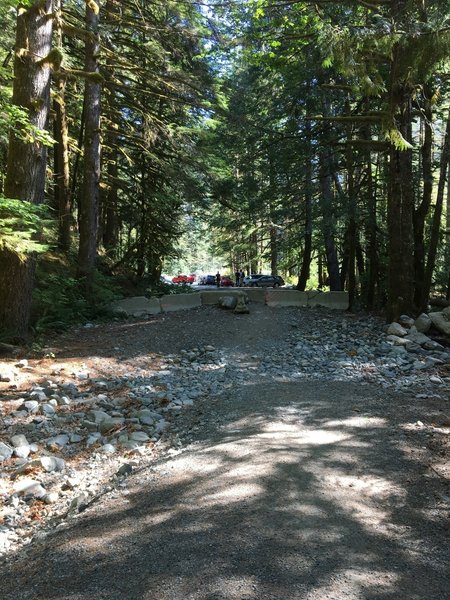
[413,90,433,309]
[53,0,71,252]
[297,123,313,291]
[77,2,101,282]
[422,109,450,308]
[0,1,53,339]
[319,145,341,291]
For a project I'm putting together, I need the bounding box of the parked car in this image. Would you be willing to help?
[247,275,285,288]
[200,274,216,285]
[160,275,173,285]
[243,274,263,286]
[220,276,234,287]
[172,274,194,284]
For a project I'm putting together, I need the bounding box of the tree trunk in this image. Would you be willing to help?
[297,123,313,291]
[319,145,341,291]
[364,131,378,310]
[53,0,71,252]
[102,145,119,253]
[386,53,415,319]
[77,2,101,282]
[345,110,356,310]
[0,0,53,339]
[386,3,417,320]
[413,91,433,308]
[422,109,450,308]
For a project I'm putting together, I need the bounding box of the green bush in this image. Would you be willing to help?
[32,271,121,332]
[146,281,194,298]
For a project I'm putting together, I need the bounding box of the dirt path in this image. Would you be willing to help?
[1,305,449,599]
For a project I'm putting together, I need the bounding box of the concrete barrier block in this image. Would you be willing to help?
[160,293,202,312]
[243,288,266,303]
[109,296,161,317]
[201,289,266,305]
[265,289,308,307]
[306,291,349,310]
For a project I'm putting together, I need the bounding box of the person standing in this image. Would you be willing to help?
[239,270,245,287]
[235,269,240,287]
[216,271,221,288]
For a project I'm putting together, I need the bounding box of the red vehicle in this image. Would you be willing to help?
[220,276,234,287]
[172,274,195,284]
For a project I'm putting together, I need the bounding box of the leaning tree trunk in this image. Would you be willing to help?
[77,1,101,282]
[0,1,53,339]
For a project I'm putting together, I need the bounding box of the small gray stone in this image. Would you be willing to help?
[38,456,66,472]
[386,323,408,337]
[101,443,116,454]
[47,434,70,447]
[44,492,59,504]
[41,403,56,416]
[23,400,39,413]
[129,431,149,442]
[0,442,13,460]
[10,434,29,448]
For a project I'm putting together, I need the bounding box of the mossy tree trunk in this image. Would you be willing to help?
[77,1,101,283]
[0,0,53,339]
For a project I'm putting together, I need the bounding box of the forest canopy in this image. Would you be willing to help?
[1,0,450,339]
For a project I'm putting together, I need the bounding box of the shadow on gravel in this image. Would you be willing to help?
[1,381,449,600]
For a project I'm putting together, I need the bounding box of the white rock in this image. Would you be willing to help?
[101,444,116,454]
[23,400,39,413]
[38,456,66,472]
[14,479,46,499]
[13,446,31,459]
[386,323,408,336]
[44,492,59,504]
[386,335,410,346]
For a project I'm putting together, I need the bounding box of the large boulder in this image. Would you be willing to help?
[429,311,450,336]
[414,313,432,333]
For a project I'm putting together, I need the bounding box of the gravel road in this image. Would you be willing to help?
[0,304,449,599]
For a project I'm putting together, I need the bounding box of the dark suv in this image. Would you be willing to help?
[248,275,284,288]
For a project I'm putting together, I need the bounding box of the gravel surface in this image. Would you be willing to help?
[0,303,449,599]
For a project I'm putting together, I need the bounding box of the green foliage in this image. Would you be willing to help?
[0,197,53,257]
[32,270,121,332]
[146,281,194,298]
[0,99,55,147]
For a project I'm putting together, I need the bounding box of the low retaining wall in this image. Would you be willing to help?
[109,296,161,317]
[110,289,349,317]
[159,293,202,313]
[306,290,349,310]
[201,289,266,304]
[266,290,308,308]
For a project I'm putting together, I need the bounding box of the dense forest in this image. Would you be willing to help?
[1,0,450,340]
